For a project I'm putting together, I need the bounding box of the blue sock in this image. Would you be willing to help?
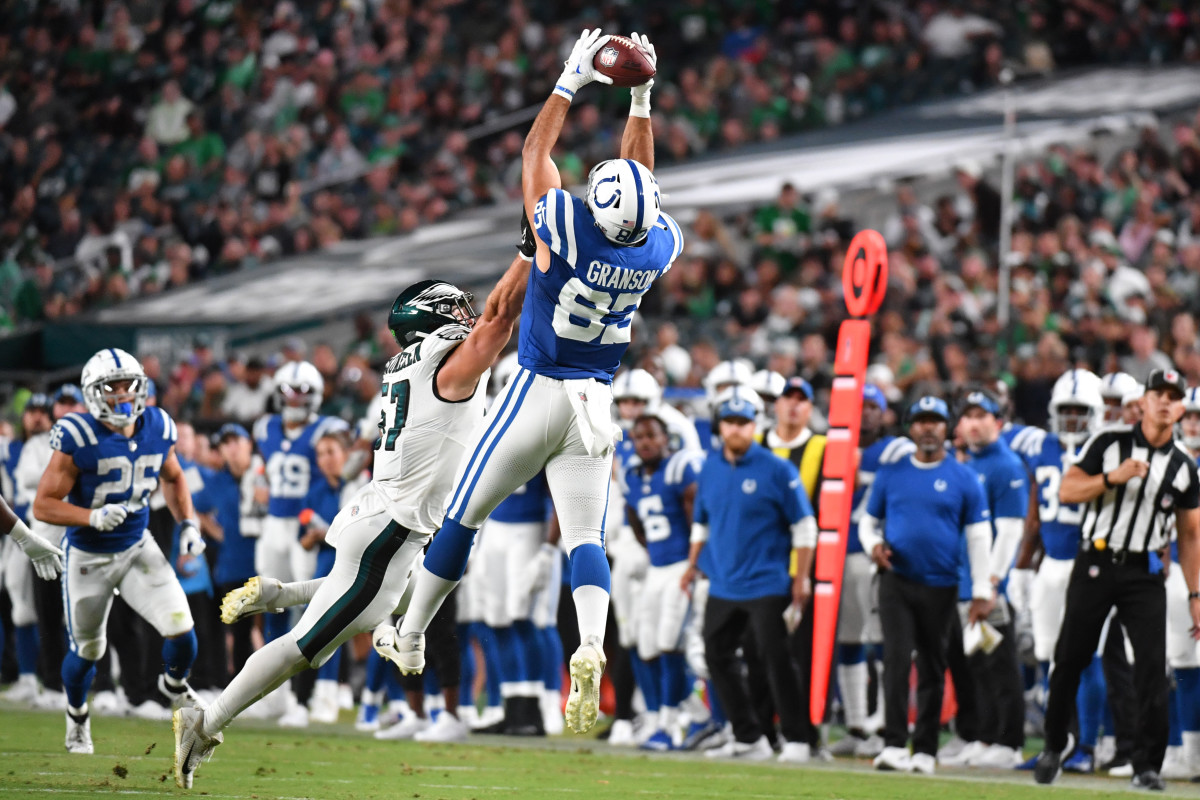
[706,679,727,725]
[661,652,689,708]
[1077,656,1105,747]
[458,623,475,707]
[317,645,342,682]
[512,620,541,684]
[423,668,441,696]
[62,651,96,709]
[838,644,866,665]
[1169,683,1184,747]
[365,649,387,693]
[478,624,503,707]
[423,519,476,581]
[15,624,38,675]
[1176,666,1200,730]
[384,664,405,702]
[539,626,563,692]
[568,543,610,593]
[631,654,660,713]
[264,611,290,644]
[493,626,524,690]
[162,630,197,681]
[1039,660,1051,700]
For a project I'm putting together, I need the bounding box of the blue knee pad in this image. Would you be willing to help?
[568,543,610,593]
[162,630,197,680]
[62,651,96,709]
[423,519,476,581]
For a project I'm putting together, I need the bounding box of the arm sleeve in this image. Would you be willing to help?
[1073,431,1109,475]
[988,516,1025,581]
[533,189,581,267]
[858,514,883,556]
[690,522,709,544]
[965,520,994,600]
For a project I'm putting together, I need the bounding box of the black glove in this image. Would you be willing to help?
[517,209,536,260]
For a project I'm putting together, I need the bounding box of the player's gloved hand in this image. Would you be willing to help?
[89,503,129,532]
[10,520,64,581]
[179,519,206,557]
[628,32,656,116]
[554,28,613,102]
[526,543,557,594]
[517,209,537,261]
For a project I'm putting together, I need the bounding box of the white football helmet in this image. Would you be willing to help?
[712,385,765,420]
[704,360,754,405]
[81,348,148,428]
[1100,371,1139,423]
[584,158,661,245]
[613,369,662,405]
[1048,369,1104,447]
[751,370,787,404]
[1181,387,1200,450]
[275,361,324,423]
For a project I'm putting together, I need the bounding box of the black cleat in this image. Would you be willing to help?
[1034,750,1062,785]
[1130,771,1165,791]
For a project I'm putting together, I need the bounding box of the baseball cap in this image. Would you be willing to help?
[23,393,52,413]
[216,422,250,442]
[907,396,950,424]
[862,384,887,413]
[53,384,84,405]
[960,390,1001,416]
[715,387,760,423]
[781,376,813,400]
[1146,368,1187,398]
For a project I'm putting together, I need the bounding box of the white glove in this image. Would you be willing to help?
[628,32,656,116]
[89,503,129,532]
[526,543,557,595]
[10,520,64,581]
[554,28,613,102]
[179,519,206,557]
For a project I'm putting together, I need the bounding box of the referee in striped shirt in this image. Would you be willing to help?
[1035,369,1200,790]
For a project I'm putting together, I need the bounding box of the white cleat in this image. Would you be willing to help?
[874,746,912,771]
[1,675,40,705]
[220,576,284,624]
[373,624,425,675]
[65,712,93,754]
[173,705,223,789]
[911,752,937,775]
[374,714,430,740]
[414,712,469,743]
[158,674,203,712]
[565,636,606,734]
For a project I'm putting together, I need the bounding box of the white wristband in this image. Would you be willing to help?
[629,94,651,118]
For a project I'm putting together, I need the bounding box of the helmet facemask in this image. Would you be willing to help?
[279,381,321,423]
[85,374,148,428]
[1050,403,1095,447]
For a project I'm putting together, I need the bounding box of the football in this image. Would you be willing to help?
[593,35,655,88]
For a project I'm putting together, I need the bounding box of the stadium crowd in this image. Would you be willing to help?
[3,0,1200,327]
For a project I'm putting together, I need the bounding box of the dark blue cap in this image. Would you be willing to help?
[782,376,813,399]
[961,390,1001,416]
[23,393,52,413]
[862,383,887,413]
[53,384,83,405]
[907,396,950,424]
[216,422,250,442]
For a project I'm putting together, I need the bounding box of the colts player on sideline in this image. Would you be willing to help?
[33,348,205,755]
[381,28,684,736]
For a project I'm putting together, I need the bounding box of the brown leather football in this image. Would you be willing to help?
[592,35,655,88]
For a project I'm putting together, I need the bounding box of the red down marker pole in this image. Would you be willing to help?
[810,229,888,727]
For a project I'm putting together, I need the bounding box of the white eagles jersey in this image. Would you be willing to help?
[367,324,489,535]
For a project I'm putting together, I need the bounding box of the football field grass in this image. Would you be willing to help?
[0,709,1191,800]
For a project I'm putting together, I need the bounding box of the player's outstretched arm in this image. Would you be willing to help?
[436,253,531,401]
[620,31,656,171]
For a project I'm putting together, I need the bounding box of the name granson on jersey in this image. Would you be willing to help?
[584,260,657,292]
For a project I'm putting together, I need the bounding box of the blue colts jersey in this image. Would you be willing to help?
[1013,428,1084,561]
[489,471,551,524]
[253,414,350,518]
[625,450,703,568]
[849,436,915,554]
[521,188,684,381]
[50,407,178,553]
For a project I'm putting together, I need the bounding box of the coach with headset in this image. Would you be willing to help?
[1034,369,1200,790]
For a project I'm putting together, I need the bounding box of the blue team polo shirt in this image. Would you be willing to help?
[694,442,814,602]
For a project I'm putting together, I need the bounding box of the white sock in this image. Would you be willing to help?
[313,679,338,703]
[204,635,308,736]
[1183,731,1200,768]
[398,566,459,636]
[838,661,869,732]
[572,585,609,644]
[276,578,325,608]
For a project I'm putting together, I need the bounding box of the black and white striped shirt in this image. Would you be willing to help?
[1074,424,1200,553]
